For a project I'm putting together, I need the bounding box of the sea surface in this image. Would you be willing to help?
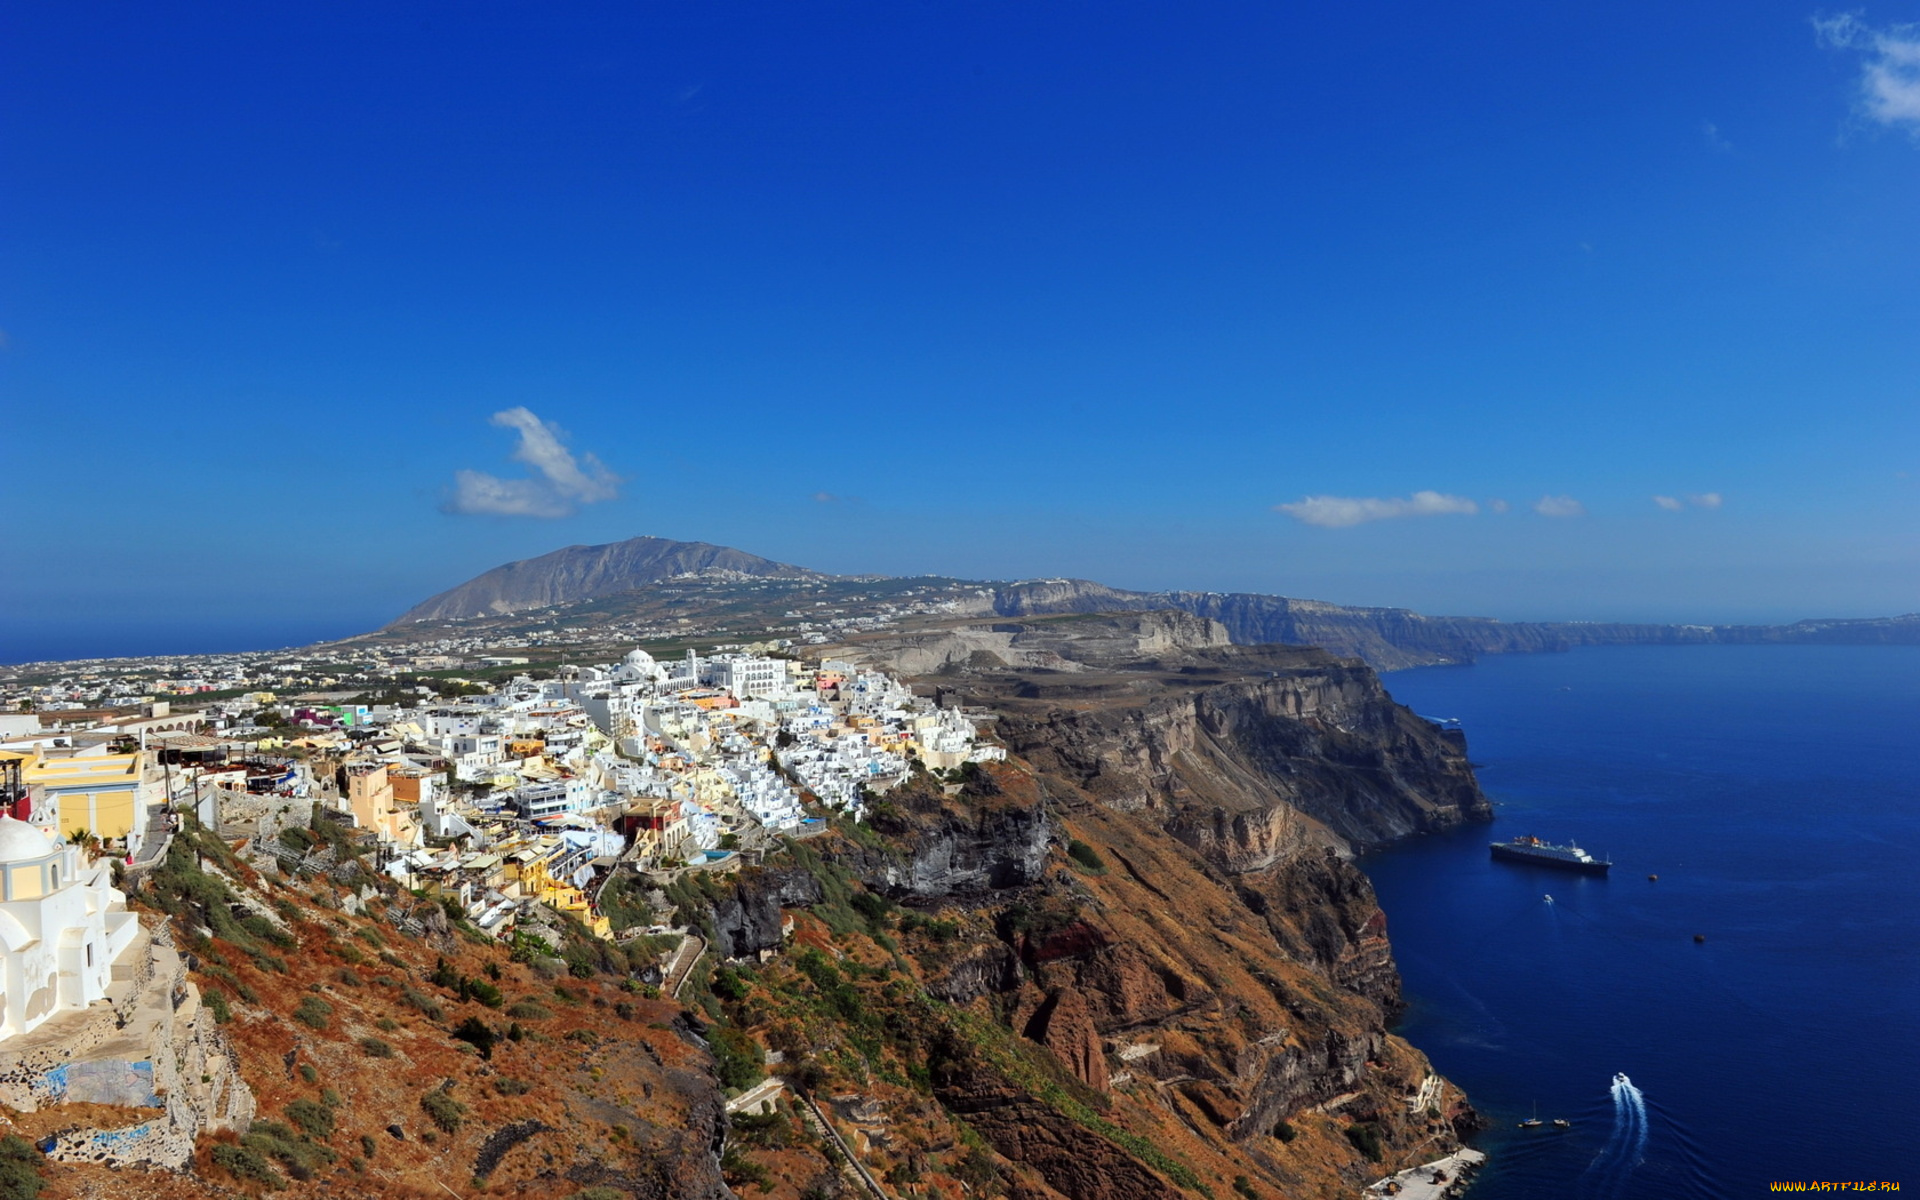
[0,618,369,666]
[1365,644,1919,1199]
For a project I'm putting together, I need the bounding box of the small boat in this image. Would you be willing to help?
[1517,1102,1543,1129]
[1552,1119,1571,1129]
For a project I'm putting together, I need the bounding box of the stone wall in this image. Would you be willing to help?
[215,786,311,846]
[0,918,255,1170]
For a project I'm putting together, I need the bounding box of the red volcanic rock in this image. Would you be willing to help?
[1022,988,1110,1091]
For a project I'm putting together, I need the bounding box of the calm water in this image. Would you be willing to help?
[1365,645,1919,1198]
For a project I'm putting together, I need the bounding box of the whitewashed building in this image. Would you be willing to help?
[0,817,141,1043]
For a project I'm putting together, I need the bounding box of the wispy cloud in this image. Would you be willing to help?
[443,407,622,518]
[1488,498,1512,514]
[1274,490,1479,528]
[1533,494,1586,518]
[1653,492,1724,512]
[1816,13,1920,133]
[1701,120,1734,152]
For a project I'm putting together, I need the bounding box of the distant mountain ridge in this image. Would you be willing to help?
[390,536,819,624]
[989,578,1920,670]
[389,535,1920,669]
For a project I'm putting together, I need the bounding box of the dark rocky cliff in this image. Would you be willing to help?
[681,614,1491,1198]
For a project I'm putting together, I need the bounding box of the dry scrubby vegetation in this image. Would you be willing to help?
[83,814,734,1199]
[37,744,1458,1200]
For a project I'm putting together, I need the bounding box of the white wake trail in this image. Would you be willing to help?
[1582,1073,1649,1199]
[1618,1073,1649,1164]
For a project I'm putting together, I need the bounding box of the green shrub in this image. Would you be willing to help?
[241,914,298,949]
[0,1135,44,1199]
[849,890,893,925]
[286,1098,334,1140]
[292,996,332,1031]
[493,1077,532,1096]
[241,1120,337,1175]
[1066,839,1106,872]
[709,1025,765,1091]
[451,1016,496,1060]
[711,966,752,1003]
[1343,1122,1383,1162]
[731,1110,793,1149]
[210,1141,282,1189]
[359,1037,394,1058]
[205,991,232,1023]
[721,1145,772,1192]
[505,1001,550,1020]
[421,1089,465,1133]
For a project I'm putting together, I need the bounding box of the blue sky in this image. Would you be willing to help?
[4,2,1917,660]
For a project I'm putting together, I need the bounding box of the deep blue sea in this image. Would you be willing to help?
[1365,644,1919,1198]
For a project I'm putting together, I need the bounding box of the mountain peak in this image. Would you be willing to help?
[388,536,820,625]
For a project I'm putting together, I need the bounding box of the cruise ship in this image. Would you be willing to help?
[1489,835,1611,874]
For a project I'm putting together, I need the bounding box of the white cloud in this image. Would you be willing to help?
[443,407,623,518]
[1653,495,1685,511]
[1688,491,1723,508]
[1533,494,1586,518]
[1489,498,1512,513]
[1274,490,1479,528]
[1816,13,1920,132]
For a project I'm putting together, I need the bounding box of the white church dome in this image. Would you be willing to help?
[624,648,657,668]
[0,816,54,865]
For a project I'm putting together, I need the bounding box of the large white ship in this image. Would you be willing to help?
[1489,835,1611,874]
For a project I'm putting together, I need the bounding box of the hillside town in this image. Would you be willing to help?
[0,576,997,719]
[0,646,1000,967]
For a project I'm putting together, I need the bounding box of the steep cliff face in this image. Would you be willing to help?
[983,656,1488,856]
[842,616,1488,854]
[684,616,1488,1199]
[775,762,1481,1200]
[986,579,1920,669]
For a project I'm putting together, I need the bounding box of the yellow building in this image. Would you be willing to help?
[500,841,612,939]
[15,749,151,849]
